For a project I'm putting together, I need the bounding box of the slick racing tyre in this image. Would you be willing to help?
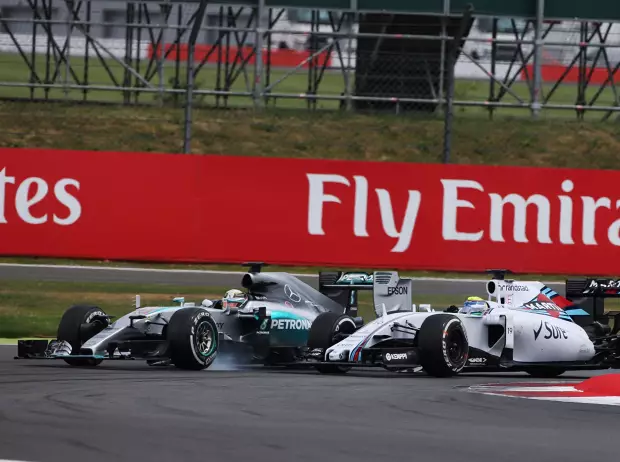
[57,304,110,367]
[418,314,469,377]
[168,308,219,370]
[308,312,357,374]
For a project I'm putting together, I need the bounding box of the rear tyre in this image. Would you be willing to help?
[418,314,469,377]
[524,367,566,378]
[168,308,219,370]
[308,312,357,374]
[57,304,110,367]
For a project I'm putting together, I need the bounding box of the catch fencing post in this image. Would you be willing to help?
[183,0,209,154]
[442,3,473,164]
[343,0,358,111]
[253,0,266,109]
[531,0,545,119]
[438,0,449,114]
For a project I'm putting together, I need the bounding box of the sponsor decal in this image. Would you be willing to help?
[583,279,620,294]
[534,320,567,340]
[216,322,225,330]
[468,357,487,364]
[579,343,594,354]
[6,148,620,276]
[337,273,373,284]
[385,352,408,361]
[85,310,106,323]
[334,318,355,333]
[519,301,572,320]
[192,311,211,326]
[271,319,311,330]
[284,285,302,303]
[498,284,528,292]
[0,167,81,226]
[387,286,408,296]
[259,318,269,331]
[523,302,564,312]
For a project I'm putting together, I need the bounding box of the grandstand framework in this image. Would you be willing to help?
[0,0,620,120]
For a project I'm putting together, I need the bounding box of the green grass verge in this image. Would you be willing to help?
[0,280,461,338]
[0,338,51,345]
[0,52,617,118]
[3,100,620,168]
[0,280,226,338]
[2,51,620,166]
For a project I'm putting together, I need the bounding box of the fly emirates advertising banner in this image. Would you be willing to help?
[1,147,619,275]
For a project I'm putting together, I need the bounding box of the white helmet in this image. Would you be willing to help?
[222,289,247,310]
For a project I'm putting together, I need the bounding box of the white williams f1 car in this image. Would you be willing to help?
[304,270,620,377]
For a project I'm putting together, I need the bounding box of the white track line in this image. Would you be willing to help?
[488,386,581,393]
[527,396,620,406]
[0,263,256,276]
[0,263,564,284]
[479,392,620,407]
[0,459,37,462]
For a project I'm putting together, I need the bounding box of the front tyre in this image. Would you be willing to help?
[307,312,357,374]
[57,304,110,367]
[418,314,469,377]
[168,308,219,370]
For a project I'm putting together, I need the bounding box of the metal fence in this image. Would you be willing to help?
[1,0,620,156]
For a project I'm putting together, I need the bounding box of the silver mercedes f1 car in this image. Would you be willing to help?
[14,263,381,370]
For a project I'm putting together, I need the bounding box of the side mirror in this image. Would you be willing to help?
[201,299,213,308]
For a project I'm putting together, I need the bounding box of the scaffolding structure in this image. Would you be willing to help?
[1,0,620,153]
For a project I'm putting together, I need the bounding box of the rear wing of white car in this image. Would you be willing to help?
[318,270,418,317]
[566,277,620,329]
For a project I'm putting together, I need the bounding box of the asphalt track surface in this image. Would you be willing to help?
[0,263,566,296]
[1,346,619,462]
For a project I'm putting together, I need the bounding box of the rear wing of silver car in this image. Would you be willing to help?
[319,271,413,317]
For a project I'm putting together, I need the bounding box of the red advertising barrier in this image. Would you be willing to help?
[147,44,332,68]
[521,64,619,85]
[1,147,620,275]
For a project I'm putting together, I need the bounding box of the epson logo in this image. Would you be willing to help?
[387,286,408,296]
[385,352,408,361]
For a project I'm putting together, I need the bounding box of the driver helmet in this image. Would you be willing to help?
[222,289,247,311]
[460,296,487,314]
